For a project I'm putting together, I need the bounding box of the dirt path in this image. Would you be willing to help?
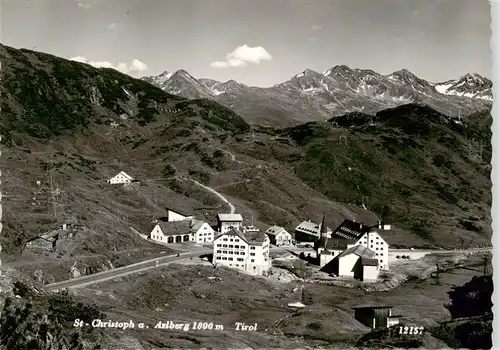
[186,177,236,214]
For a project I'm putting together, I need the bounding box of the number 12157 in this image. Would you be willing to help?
[399,326,424,335]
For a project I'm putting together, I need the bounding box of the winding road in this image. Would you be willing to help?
[187,178,236,214]
[45,247,213,292]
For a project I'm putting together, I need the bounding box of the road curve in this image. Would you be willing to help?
[45,248,213,292]
[188,178,236,214]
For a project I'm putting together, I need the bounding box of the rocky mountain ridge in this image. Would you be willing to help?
[142,66,493,126]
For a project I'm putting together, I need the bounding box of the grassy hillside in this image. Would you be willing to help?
[230,104,492,248]
[0,44,492,282]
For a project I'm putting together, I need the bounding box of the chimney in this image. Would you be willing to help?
[378,220,382,229]
[320,213,327,238]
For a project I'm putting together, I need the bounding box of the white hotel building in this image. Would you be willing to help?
[213,229,270,276]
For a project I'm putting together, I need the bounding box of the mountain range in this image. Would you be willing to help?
[142,67,493,127]
[0,43,492,349]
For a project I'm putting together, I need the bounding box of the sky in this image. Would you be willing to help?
[1,0,493,87]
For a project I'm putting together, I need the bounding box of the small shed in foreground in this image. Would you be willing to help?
[352,305,401,330]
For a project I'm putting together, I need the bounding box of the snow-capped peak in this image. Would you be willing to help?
[434,73,492,101]
[293,69,320,79]
[143,70,173,86]
[322,68,332,76]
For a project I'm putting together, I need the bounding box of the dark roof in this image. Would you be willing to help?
[361,258,379,266]
[245,231,267,245]
[216,229,267,246]
[190,219,205,232]
[351,305,394,310]
[337,245,375,259]
[157,221,191,236]
[332,219,371,240]
[315,237,351,251]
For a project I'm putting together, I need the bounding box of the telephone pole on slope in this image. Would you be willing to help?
[483,254,490,276]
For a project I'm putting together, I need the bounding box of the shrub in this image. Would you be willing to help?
[307,322,321,330]
[12,281,32,298]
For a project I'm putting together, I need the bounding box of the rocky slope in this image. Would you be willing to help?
[434,73,493,101]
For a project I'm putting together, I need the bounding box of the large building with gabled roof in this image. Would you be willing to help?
[330,219,390,270]
[213,228,270,275]
[294,215,332,242]
[321,244,380,281]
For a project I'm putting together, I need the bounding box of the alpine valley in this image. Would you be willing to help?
[0,44,492,349]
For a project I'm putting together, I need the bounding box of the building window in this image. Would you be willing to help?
[251,259,255,263]
[235,239,239,242]
[250,253,255,256]
[237,258,243,262]
[223,238,228,241]
[228,257,233,261]
[229,245,233,248]
[216,257,221,260]
[222,257,227,260]
[230,239,234,242]
[240,252,245,255]
[234,245,239,248]
[216,244,221,247]
[223,251,227,254]
[223,244,227,248]
[250,246,255,250]
[217,250,221,253]
[229,251,233,254]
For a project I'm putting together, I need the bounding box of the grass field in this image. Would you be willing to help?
[70,253,487,349]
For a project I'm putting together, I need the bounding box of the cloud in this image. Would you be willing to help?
[130,59,148,72]
[309,37,319,43]
[107,23,119,32]
[77,2,92,9]
[311,24,321,31]
[69,56,148,74]
[210,44,272,68]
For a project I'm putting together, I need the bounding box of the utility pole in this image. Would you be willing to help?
[435,263,441,285]
[483,255,490,275]
[49,152,57,218]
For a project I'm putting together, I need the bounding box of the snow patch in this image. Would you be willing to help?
[323,69,332,76]
[212,89,225,95]
[121,87,134,99]
[434,83,453,94]
[295,72,304,78]
[302,87,321,93]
